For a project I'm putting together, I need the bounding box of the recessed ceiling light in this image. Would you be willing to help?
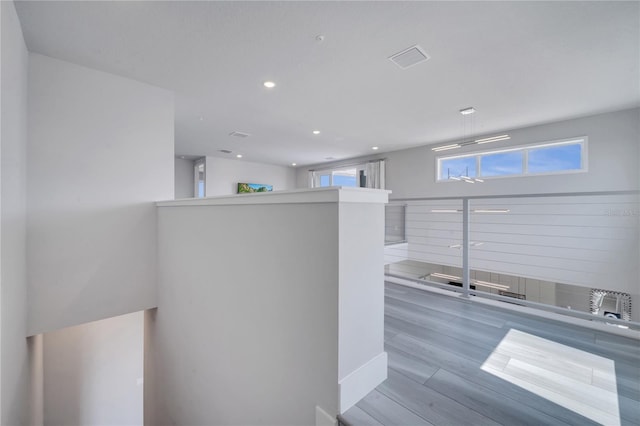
[236,154,243,158]
[459,107,476,115]
[198,116,204,121]
[313,130,321,135]
[291,163,297,166]
[372,146,379,150]
[263,81,276,88]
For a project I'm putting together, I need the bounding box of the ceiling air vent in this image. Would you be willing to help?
[389,45,430,69]
[229,131,251,138]
[218,149,232,154]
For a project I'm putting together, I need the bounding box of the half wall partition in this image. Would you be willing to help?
[153,187,389,425]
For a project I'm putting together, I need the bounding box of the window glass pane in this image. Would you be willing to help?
[319,175,330,187]
[332,169,357,187]
[480,151,523,177]
[528,143,582,174]
[195,162,206,198]
[439,157,477,180]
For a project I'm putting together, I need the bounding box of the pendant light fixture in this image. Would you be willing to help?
[431,107,511,154]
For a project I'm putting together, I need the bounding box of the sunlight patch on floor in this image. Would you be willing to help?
[481,328,620,426]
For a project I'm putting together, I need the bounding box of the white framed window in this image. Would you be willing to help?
[311,165,364,188]
[193,158,206,197]
[309,160,386,189]
[436,137,587,182]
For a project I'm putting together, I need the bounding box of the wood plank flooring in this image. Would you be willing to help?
[341,282,640,426]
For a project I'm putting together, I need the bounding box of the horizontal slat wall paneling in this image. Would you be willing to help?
[385,204,406,244]
[465,231,633,248]
[463,240,630,263]
[467,260,607,287]
[406,252,462,269]
[404,200,463,272]
[469,214,638,228]
[405,230,463,240]
[469,251,633,275]
[407,243,634,267]
[467,222,633,239]
[396,193,639,311]
[469,207,638,219]
[468,194,638,293]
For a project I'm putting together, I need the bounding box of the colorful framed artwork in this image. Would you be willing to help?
[237,182,273,193]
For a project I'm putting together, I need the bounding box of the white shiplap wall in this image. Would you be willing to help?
[395,193,639,296]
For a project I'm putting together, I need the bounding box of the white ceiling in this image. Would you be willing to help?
[14,1,640,167]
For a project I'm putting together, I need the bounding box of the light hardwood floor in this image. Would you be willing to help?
[340,282,640,426]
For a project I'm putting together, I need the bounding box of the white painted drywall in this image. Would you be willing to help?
[154,188,388,424]
[26,54,174,335]
[205,155,296,196]
[337,201,387,411]
[298,108,640,197]
[338,203,385,380]
[28,334,43,426]
[156,198,339,424]
[174,157,194,199]
[43,311,144,426]
[143,309,157,426]
[0,1,29,424]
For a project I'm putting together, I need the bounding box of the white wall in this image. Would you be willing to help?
[337,202,387,411]
[174,157,194,199]
[1,1,30,424]
[143,310,157,426]
[393,108,638,198]
[338,202,385,380]
[297,108,640,197]
[28,334,43,426]
[154,188,387,424]
[205,156,296,196]
[156,197,339,425]
[43,311,144,426]
[27,53,174,335]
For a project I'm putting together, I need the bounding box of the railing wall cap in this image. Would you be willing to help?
[157,186,391,207]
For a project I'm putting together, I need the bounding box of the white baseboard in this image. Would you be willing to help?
[315,405,337,426]
[338,351,387,413]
